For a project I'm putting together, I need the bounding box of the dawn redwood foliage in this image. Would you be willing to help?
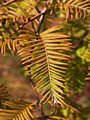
[0,0,90,120]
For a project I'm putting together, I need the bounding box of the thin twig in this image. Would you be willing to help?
[19,8,48,29]
[27,74,41,103]
[31,21,36,33]
[36,7,47,35]
[18,2,61,29]
[33,4,49,117]
[20,62,41,103]
[27,68,45,118]
[0,0,17,7]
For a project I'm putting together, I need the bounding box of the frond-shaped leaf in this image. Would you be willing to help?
[0,101,36,120]
[0,33,17,54]
[0,101,71,120]
[0,18,20,54]
[0,0,38,17]
[60,0,90,20]
[16,26,73,106]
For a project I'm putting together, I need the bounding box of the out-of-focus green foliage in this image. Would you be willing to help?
[77,42,90,62]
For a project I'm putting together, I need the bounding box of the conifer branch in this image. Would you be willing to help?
[0,0,17,7]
